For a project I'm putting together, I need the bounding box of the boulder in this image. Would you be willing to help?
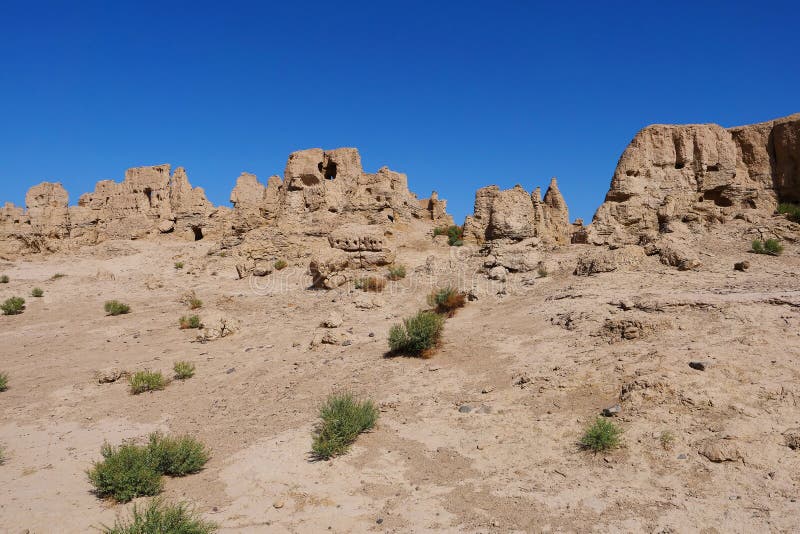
[574,246,645,276]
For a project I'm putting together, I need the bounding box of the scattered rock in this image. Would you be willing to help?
[94,367,128,384]
[458,405,472,413]
[574,246,645,275]
[602,404,622,417]
[689,361,711,371]
[783,428,800,450]
[273,500,284,509]
[488,265,507,281]
[734,261,750,272]
[321,311,343,328]
[699,439,742,463]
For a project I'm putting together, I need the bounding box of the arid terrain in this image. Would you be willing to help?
[1,114,800,533]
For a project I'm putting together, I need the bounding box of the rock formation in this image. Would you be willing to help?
[463,178,571,245]
[588,113,800,246]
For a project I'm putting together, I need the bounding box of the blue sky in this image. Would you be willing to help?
[1,1,798,224]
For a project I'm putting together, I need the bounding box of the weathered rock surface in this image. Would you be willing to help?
[588,113,800,246]
[574,245,645,276]
[463,178,571,245]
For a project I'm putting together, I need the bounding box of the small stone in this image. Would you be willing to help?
[342,340,352,346]
[689,361,711,371]
[488,266,507,281]
[677,453,687,459]
[783,428,800,450]
[492,520,500,527]
[619,300,635,311]
[602,404,622,417]
[376,518,383,524]
[476,444,484,450]
[458,405,472,413]
[734,261,750,272]
[321,311,343,328]
[368,332,375,337]
[226,367,236,374]
[273,500,284,509]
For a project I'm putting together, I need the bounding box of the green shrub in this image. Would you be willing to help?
[129,371,167,395]
[580,418,622,452]
[146,433,209,477]
[752,238,783,255]
[0,372,8,392]
[31,287,44,297]
[188,297,203,310]
[0,275,8,283]
[105,300,130,316]
[99,498,217,534]
[179,315,202,329]
[434,225,464,246]
[1,297,25,316]
[174,262,185,270]
[388,310,445,357]
[660,430,675,450]
[312,393,378,460]
[173,361,195,380]
[87,442,163,503]
[427,286,466,316]
[274,259,288,270]
[778,203,800,222]
[387,265,406,281]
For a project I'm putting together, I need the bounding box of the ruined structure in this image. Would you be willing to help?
[588,113,800,246]
[462,178,571,245]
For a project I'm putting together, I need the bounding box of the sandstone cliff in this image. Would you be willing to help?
[588,113,800,246]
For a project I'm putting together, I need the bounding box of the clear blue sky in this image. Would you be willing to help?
[1,1,798,224]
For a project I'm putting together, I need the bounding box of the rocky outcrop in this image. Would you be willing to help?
[589,113,800,246]
[463,178,571,245]
[309,224,396,289]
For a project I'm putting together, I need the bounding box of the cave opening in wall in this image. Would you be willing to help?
[192,226,203,241]
[144,187,153,207]
[324,161,337,180]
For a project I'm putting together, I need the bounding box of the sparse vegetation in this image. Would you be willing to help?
[179,315,202,329]
[88,433,210,504]
[104,300,130,316]
[537,264,549,278]
[312,393,378,460]
[387,265,406,281]
[129,371,167,395]
[87,442,163,503]
[188,296,203,310]
[274,259,288,270]
[434,225,464,246]
[427,286,466,317]
[0,275,8,283]
[99,498,217,534]
[31,287,44,297]
[388,310,445,357]
[778,202,800,223]
[0,372,8,392]
[580,418,622,452]
[174,262,185,269]
[752,238,783,255]
[660,430,675,450]
[355,276,386,292]
[1,297,25,316]
[146,433,209,477]
[173,361,195,380]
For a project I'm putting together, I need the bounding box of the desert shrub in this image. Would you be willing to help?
[146,433,209,477]
[31,287,44,297]
[312,393,378,460]
[356,276,386,292]
[173,361,195,380]
[179,315,202,329]
[87,442,163,503]
[0,275,8,283]
[99,498,217,534]
[434,225,464,246]
[388,310,445,357]
[427,287,466,316]
[580,418,622,452]
[129,371,167,395]
[660,430,675,450]
[174,262,185,270]
[387,265,406,281]
[1,297,25,316]
[752,238,783,255]
[537,264,549,278]
[778,203,800,222]
[274,259,288,270]
[105,300,130,316]
[0,372,8,392]
[188,297,203,310]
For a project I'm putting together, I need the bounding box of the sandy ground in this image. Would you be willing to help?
[1,226,800,533]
